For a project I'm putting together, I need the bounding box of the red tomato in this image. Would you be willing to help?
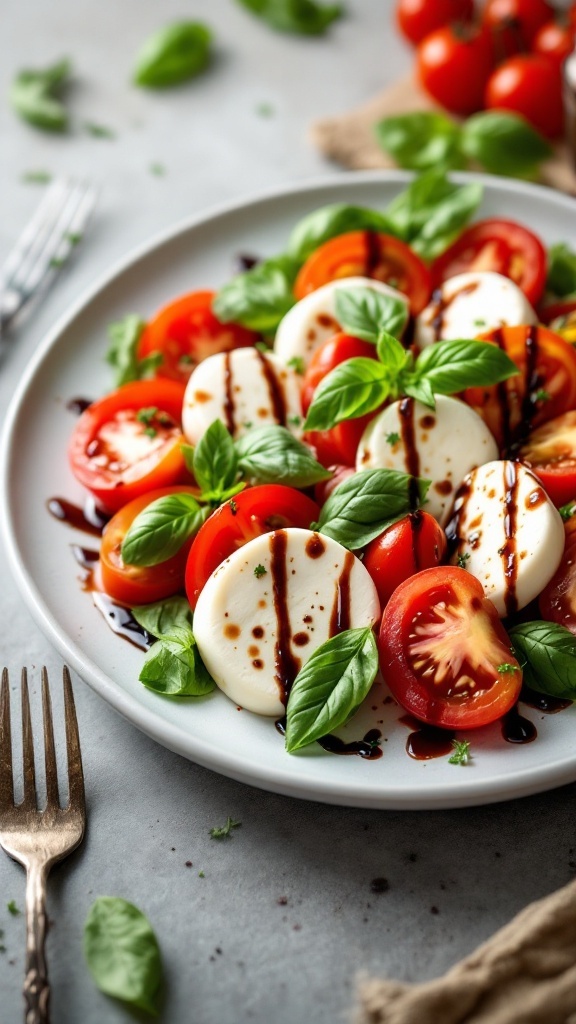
[532,20,575,68]
[396,0,474,46]
[462,325,576,452]
[518,412,576,506]
[430,219,547,306]
[485,55,564,139]
[293,232,431,316]
[69,379,188,514]
[417,24,494,116]
[539,511,576,634]
[137,290,259,384]
[99,487,200,606]
[378,567,523,729]
[483,0,554,55]
[364,511,447,608]
[314,464,355,505]
[185,485,320,608]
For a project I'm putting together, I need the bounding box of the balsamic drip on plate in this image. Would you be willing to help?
[399,715,455,760]
[47,496,109,536]
[66,396,93,415]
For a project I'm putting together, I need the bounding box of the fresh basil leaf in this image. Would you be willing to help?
[374,112,464,172]
[287,204,392,263]
[213,255,298,334]
[131,596,194,639]
[285,626,378,752]
[193,419,239,499]
[235,425,330,486]
[547,243,576,298]
[318,468,430,549]
[413,339,519,394]
[402,375,435,408]
[84,897,162,1015]
[303,358,389,431]
[10,58,71,132]
[236,0,343,35]
[133,21,212,88]
[139,626,215,696]
[105,314,162,386]
[461,111,552,179]
[386,170,483,261]
[334,286,408,344]
[509,621,576,700]
[376,330,411,374]
[121,494,209,567]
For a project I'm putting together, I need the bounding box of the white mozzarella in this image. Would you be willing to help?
[182,347,303,444]
[356,395,499,525]
[274,276,409,368]
[448,460,564,617]
[415,272,537,350]
[193,527,381,716]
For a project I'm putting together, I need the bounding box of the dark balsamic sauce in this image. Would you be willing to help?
[363,231,382,275]
[269,531,300,704]
[318,729,383,760]
[400,715,456,760]
[255,349,287,425]
[305,534,325,559]
[408,510,424,571]
[47,496,109,536]
[500,460,521,616]
[223,352,236,434]
[398,397,420,479]
[429,281,479,342]
[66,397,93,415]
[501,705,537,744]
[92,593,153,651]
[520,685,573,714]
[234,253,260,272]
[328,550,354,637]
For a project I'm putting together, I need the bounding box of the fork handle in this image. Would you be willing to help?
[23,860,50,1024]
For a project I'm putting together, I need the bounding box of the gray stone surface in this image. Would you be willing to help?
[1,2,575,1022]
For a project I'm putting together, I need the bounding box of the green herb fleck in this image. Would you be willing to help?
[560,501,576,522]
[229,499,238,515]
[49,256,65,269]
[457,552,470,569]
[288,414,302,427]
[287,356,305,375]
[243,420,253,429]
[254,564,267,578]
[256,101,275,118]
[255,340,272,353]
[84,121,115,139]
[66,232,82,245]
[535,389,551,402]
[198,870,205,878]
[7,901,20,916]
[497,663,519,673]
[144,426,157,438]
[448,739,471,765]
[10,58,72,132]
[149,162,166,177]
[474,318,487,327]
[136,407,158,425]
[209,817,241,840]
[386,432,400,446]
[21,169,52,184]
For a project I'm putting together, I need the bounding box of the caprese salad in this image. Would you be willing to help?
[63,172,576,760]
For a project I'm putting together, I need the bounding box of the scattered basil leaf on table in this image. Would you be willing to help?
[385,169,483,261]
[461,111,552,179]
[546,243,576,298]
[287,204,392,263]
[21,170,53,184]
[84,121,115,139]
[509,621,576,700]
[192,419,242,502]
[285,626,378,753]
[121,494,209,567]
[105,314,162,386]
[334,286,408,344]
[132,596,194,638]
[213,255,298,334]
[210,817,241,839]
[84,897,162,1016]
[374,112,464,172]
[235,425,331,486]
[134,22,212,88]
[317,469,430,549]
[236,0,343,35]
[140,626,215,696]
[10,58,71,132]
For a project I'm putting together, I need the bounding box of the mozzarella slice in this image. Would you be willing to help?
[415,272,537,350]
[182,347,303,444]
[448,460,564,617]
[193,527,381,716]
[357,395,499,525]
[274,276,409,368]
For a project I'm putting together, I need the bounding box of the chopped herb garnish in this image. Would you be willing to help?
[535,389,551,402]
[457,552,470,569]
[559,501,576,522]
[243,420,253,429]
[49,256,65,269]
[198,870,205,878]
[288,414,302,427]
[84,121,115,139]
[149,162,166,177]
[229,499,238,515]
[209,817,241,840]
[66,231,82,245]
[21,170,52,184]
[498,663,519,673]
[254,564,267,578]
[386,431,400,445]
[7,901,20,916]
[287,356,305,375]
[473,318,487,327]
[136,406,158,425]
[144,426,157,438]
[256,101,274,117]
[255,340,272,353]
[448,739,471,765]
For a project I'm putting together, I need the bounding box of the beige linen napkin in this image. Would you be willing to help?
[312,74,576,194]
[356,876,576,1024]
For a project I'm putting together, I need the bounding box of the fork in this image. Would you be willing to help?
[0,178,97,336]
[0,666,86,1024]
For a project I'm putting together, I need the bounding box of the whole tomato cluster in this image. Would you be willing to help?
[397,0,574,137]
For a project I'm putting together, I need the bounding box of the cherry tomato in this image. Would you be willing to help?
[430,219,547,306]
[485,55,564,139]
[483,0,554,56]
[364,511,447,608]
[99,487,200,606]
[532,20,575,68]
[417,24,494,116]
[396,0,474,46]
[462,326,576,452]
[314,464,355,506]
[69,379,188,514]
[185,485,320,608]
[539,511,576,634]
[137,290,259,384]
[518,412,576,506]
[293,232,431,316]
[378,567,523,729]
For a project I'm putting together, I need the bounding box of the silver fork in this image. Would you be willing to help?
[0,666,86,1024]
[0,178,97,335]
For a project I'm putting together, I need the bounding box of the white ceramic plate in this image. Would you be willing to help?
[3,171,576,810]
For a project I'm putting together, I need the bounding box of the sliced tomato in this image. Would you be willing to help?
[518,412,576,506]
[364,512,447,608]
[293,232,431,315]
[462,325,576,452]
[185,485,320,608]
[539,512,576,635]
[99,486,200,606]
[69,379,188,514]
[137,290,259,384]
[314,464,355,505]
[378,567,523,729]
[430,219,547,305]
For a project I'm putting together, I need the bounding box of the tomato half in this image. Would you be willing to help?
[378,567,523,729]
[396,0,474,46]
[430,219,547,306]
[100,487,200,606]
[364,511,447,608]
[185,485,320,608]
[484,55,564,139]
[417,24,494,116]
[137,290,259,384]
[69,379,188,514]
[539,512,576,634]
[462,325,576,452]
[293,232,431,316]
[519,412,576,506]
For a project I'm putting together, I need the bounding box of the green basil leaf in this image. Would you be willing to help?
[376,330,411,374]
[236,0,343,35]
[133,21,212,88]
[10,58,71,132]
[139,626,215,696]
[401,376,435,408]
[105,314,161,386]
[461,111,552,179]
[303,358,389,431]
[318,468,430,549]
[235,425,330,486]
[374,112,464,172]
[287,204,392,263]
[509,621,576,700]
[193,419,239,499]
[413,339,519,394]
[84,897,162,1015]
[213,255,298,334]
[334,286,408,344]
[386,170,483,261]
[121,494,209,567]
[285,626,378,752]
[546,243,576,298]
[131,596,194,639]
